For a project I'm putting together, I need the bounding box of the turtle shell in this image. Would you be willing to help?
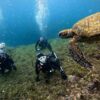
[72,12,100,37]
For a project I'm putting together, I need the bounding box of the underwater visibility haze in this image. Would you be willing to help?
[0,0,100,46]
[0,0,100,100]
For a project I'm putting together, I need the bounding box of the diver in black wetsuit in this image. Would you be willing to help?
[0,43,17,74]
[35,37,53,53]
[35,52,67,83]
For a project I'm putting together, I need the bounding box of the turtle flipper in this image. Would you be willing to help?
[68,40,92,69]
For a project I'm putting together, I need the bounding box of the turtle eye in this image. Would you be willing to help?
[59,32,64,37]
[59,32,67,38]
[59,32,62,37]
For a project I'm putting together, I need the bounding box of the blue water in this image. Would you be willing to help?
[0,0,100,46]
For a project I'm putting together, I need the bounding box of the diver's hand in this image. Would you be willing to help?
[36,48,40,51]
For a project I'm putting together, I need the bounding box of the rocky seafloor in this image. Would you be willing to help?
[0,39,100,100]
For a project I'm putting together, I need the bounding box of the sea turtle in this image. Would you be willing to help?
[59,12,100,69]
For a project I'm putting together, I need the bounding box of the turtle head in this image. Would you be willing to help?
[59,29,74,38]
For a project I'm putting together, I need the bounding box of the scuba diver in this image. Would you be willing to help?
[35,37,53,53]
[35,52,67,83]
[35,37,67,83]
[0,43,17,74]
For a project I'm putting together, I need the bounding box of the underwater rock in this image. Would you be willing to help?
[57,92,66,100]
[87,79,100,91]
[94,54,100,60]
[57,96,66,100]
[68,75,80,83]
[89,53,100,60]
